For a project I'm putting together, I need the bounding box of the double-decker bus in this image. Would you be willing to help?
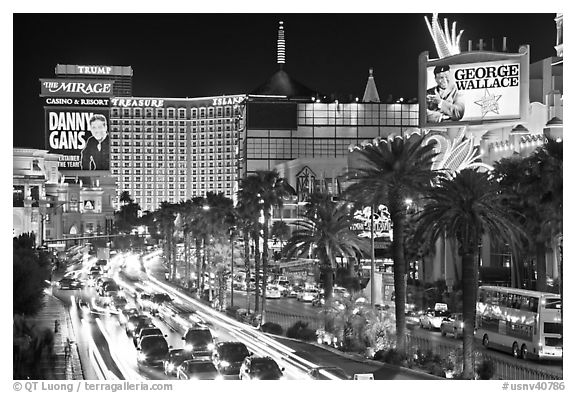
[475,286,562,360]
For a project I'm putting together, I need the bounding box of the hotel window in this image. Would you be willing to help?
[133,108,142,117]
[167,108,175,119]
[135,169,141,175]
[178,108,186,119]
[145,108,154,118]
[156,108,165,117]
[122,108,131,117]
[200,108,206,118]
[217,107,223,117]
[111,108,120,117]
[208,107,214,118]
[225,106,231,117]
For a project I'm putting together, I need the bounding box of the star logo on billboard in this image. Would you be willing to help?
[474,88,502,118]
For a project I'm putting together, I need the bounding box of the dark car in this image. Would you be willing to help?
[126,315,153,337]
[59,277,83,290]
[119,307,139,325]
[134,327,166,346]
[212,342,251,376]
[182,326,214,358]
[163,349,194,377]
[307,366,351,380]
[177,360,221,380]
[239,356,284,380]
[137,335,169,369]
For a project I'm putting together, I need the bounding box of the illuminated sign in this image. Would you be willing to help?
[110,98,164,108]
[418,47,529,127]
[44,108,110,170]
[44,97,110,107]
[83,200,95,210]
[40,79,113,97]
[351,205,393,240]
[212,96,244,106]
[77,65,113,75]
[296,167,316,203]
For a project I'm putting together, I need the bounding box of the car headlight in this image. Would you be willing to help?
[127,322,135,331]
[184,344,193,352]
[166,363,174,372]
[215,375,223,381]
[207,343,215,351]
[137,353,147,362]
[220,360,230,368]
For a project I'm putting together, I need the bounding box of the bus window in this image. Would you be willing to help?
[544,299,562,310]
[543,322,562,334]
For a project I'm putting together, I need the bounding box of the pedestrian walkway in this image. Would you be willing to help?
[27,292,84,380]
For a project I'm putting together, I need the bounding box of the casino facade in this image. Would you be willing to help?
[15,16,562,289]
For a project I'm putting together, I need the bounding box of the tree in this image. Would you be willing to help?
[239,170,294,323]
[271,220,290,256]
[13,233,51,316]
[114,191,141,234]
[414,169,526,379]
[283,192,368,303]
[344,134,438,352]
[493,140,563,291]
[235,201,260,312]
[155,201,179,280]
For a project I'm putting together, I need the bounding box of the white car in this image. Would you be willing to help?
[266,285,282,299]
[419,309,451,330]
[297,288,319,302]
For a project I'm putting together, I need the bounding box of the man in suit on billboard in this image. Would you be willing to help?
[426,65,465,123]
[81,114,109,170]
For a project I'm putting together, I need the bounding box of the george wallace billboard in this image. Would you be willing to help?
[418,46,530,128]
[41,78,113,171]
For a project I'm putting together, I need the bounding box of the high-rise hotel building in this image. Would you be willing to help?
[109,95,245,212]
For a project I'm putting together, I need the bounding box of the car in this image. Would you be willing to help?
[306,366,351,380]
[126,315,153,337]
[182,326,215,358]
[332,286,350,299]
[58,277,83,290]
[177,359,221,380]
[95,259,109,272]
[311,294,325,307]
[239,356,285,380]
[212,342,251,377]
[287,284,303,298]
[111,295,128,311]
[419,309,451,330]
[98,280,120,297]
[266,285,282,299]
[297,288,319,302]
[134,327,166,346]
[440,312,464,339]
[119,307,139,325]
[163,348,194,377]
[137,335,169,370]
[149,293,173,313]
[405,310,420,329]
[137,292,154,312]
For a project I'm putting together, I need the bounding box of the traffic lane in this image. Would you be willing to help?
[411,326,563,374]
[51,288,101,380]
[272,336,438,380]
[228,289,323,319]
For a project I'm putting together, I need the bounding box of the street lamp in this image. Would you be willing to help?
[229,226,237,308]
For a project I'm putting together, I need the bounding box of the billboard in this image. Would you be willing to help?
[45,108,110,170]
[419,47,530,128]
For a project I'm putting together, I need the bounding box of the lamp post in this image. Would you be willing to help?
[370,204,375,307]
[229,226,236,308]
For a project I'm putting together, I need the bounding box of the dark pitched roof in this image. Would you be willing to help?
[251,70,319,99]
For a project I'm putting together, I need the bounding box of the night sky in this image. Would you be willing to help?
[13,13,558,150]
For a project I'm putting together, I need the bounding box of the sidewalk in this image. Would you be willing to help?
[27,291,84,380]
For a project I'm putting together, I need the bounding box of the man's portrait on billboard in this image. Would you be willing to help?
[426,65,466,123]
[81,113,109,170]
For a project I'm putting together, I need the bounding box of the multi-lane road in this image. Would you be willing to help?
[52,251,562,380]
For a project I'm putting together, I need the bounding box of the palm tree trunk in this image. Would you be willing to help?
[252,229,261,313]
[184,232,189,287]
[535,241,547,292]
[391,208,407,353]
[261,215,270,324]
[243,229,251,311]
[195,237,202,292]
[461,249,478,379]
[323,258,335,332]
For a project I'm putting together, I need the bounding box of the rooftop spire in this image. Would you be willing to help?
[277,21,286,68]
[362,67,380,103]
[424,13,464,58]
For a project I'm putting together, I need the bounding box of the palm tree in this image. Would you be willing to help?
[235,201,260,312]
[283,192,368,303]
[493,139,563,292]
[155,201,179,280]
[271,220,290,252]
[344,134,438,352]
[414,169,526,379]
